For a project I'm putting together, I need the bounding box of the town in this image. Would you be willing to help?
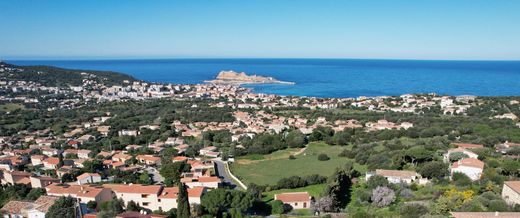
[2,61,520,218]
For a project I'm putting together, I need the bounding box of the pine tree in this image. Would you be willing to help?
[177,183,191,218]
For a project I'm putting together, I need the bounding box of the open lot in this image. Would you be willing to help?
[231,142,367,185]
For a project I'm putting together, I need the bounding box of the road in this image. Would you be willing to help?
[213,158,247,190]
[145,166,164,184]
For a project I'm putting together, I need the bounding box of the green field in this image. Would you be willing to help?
[231,142,367,185]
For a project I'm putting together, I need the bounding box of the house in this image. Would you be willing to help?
[187,187,205,205]
[77,173,102,185]
[112,153,132,163]
[451,158,484,181]
[119,130,140,136]
[103,184,204,212]
[0,196,59,218]
[30,155,46,166]
[30,176,60,188]
[496,141,520,154]
[41,148,61,157]
[136,155,161,166]
[77,149,92,159]
[181,176,221,189]
[274,192,312,209]
[443,148,479,163]
[97,126,111,136]
[105,184,163,211]
[199,146,217,156]
[42,157,60,170]
[366,169,423,184]
[27,196,60,218]
[46,183,113,205]
[1,170,31,185]
[502,181,520,205]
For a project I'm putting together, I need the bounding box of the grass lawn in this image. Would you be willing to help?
[231,142,367,185]
[262,184,326,202]
[0,103,23,112]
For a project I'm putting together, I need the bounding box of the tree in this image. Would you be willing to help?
[270,200,287,214]
[323,165,354,210]
[418,161,448,179]
[87,201,97,210]
[452,172,473,187]
[366,175,389,190]
[160,161,191,186]
[139,173,152,185]
[201,188,230,216]
[177,183,191,218]
[98,199,124,218]
[82,159,104,173]
[126,200,141,211]
[449,152,469,162]
[371,186,396,207]
[399,204,428,218]
[318,153,330,161]
[26,188,46,200]
[311,196,334,213]
[45,196,76,218]
[285,130,306,148]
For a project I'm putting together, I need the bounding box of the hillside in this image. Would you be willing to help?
[0,61,139,87]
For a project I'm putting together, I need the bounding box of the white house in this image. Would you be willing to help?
[451,158,484,181]
[76,173,102,185]
[502,181,520,205]
[274,192,312,209]
[366,169,425,184]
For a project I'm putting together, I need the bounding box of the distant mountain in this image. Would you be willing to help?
[0,61,138,87]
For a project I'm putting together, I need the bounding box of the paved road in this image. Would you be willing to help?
[213,159,246,190]
[145,166,164,184]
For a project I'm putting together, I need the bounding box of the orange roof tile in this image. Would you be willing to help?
[275,192,311,203]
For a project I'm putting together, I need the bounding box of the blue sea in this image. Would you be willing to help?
[8,59,520,98]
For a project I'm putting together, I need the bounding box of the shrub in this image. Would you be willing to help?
[318,153,330,161]
[371,186,396,207]
[400,203,429,218]
[288,155,296,160]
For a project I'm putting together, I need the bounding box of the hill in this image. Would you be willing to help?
[0,61,138,87]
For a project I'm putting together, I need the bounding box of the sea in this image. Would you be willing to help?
[8,59,520,98]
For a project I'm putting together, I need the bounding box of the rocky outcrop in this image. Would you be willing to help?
[205,70,294,85]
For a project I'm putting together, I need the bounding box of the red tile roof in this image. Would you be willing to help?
[275,192,311,203]
[452,158,484,169]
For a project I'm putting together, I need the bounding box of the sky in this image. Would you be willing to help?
[1,0,519,60]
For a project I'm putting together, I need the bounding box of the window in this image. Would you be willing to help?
[158,199,161,202]
[142,202,149,206]
[141,194,149,198]
[295,202,298,206]
[303,202,307,208]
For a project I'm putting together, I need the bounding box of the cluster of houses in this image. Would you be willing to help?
[364,142,520,213]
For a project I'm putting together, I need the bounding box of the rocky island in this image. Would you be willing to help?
[204,70,294,85]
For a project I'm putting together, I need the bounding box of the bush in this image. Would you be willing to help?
[452,172,473,187]
[367,175,389,190]
[270,200,287,214]
[318,153,330,161]
[288,155,296,160]
[400,204,429,218]
[371,186,396,207]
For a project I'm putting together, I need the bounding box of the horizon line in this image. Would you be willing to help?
[3,56,520,62]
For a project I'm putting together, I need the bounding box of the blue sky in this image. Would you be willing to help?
[1,0,519,60]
